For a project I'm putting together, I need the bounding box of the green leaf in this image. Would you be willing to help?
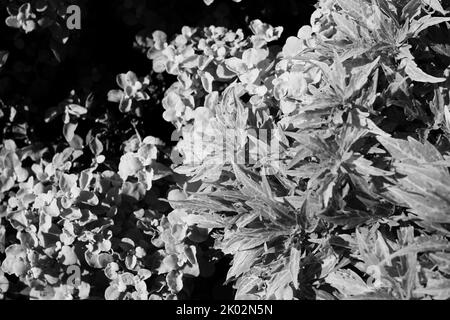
[321,208,376,229]
[335,0,366,20]
[325,269,373,297]
[265,269,293,299]
[378,136,450,224]
[63,122,78,142]
[415,276,450,299]
[232,162,269,200]
[311,58,345,97]
[88,136,103,156]
[379,235,450,266]
[404,59,446,83]
[104,285,121,300]
[227,249,262,281]
[377,136,444,164]
[60,245,78,266]
[422,0,449,15]
[409,16,450,38]
[352,156,393,177]
[184,212,228,229]
[331,12,360,40]
[289,247,302,289]
[199,71,214,93]
[346,56,380,99]
[401,0,421,21]
[235,275,263,300]
[43,199,60,217]
[166,270,183,293]
[429,252,450,275]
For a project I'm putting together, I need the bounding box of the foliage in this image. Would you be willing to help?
[2,0,450,300]
[144,0,450,300]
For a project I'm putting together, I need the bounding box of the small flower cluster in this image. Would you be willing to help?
[140,22,284,175]
[5,0,82,39]
[0,132,208,299]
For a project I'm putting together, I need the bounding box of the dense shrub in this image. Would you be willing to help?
[2,0,450,300]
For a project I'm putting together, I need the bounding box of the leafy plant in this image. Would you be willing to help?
[145,0,450,300]
[2,0,450,301]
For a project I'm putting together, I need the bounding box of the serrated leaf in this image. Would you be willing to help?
[227,249,261,281]
[378,136,450,224]
[168,196,235,213]
[311,58,345,97]
[346,290,397,300]
[184,212,228,229]
[379,235,450,266]
[377,136,444,164]
[346,57,380,100]
[413,268,450,299]
[335,0,370,23]
[332,12,360,40]
[352,156,393,177]
[409,16,450,38]
[401,0,421,21]
[321,208,375,229]
[325,269,373,297]
[235,276,262,299]
[265,269,292,299]
[232,162,268,200]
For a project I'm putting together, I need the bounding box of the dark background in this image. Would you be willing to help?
[0,0,316,143]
